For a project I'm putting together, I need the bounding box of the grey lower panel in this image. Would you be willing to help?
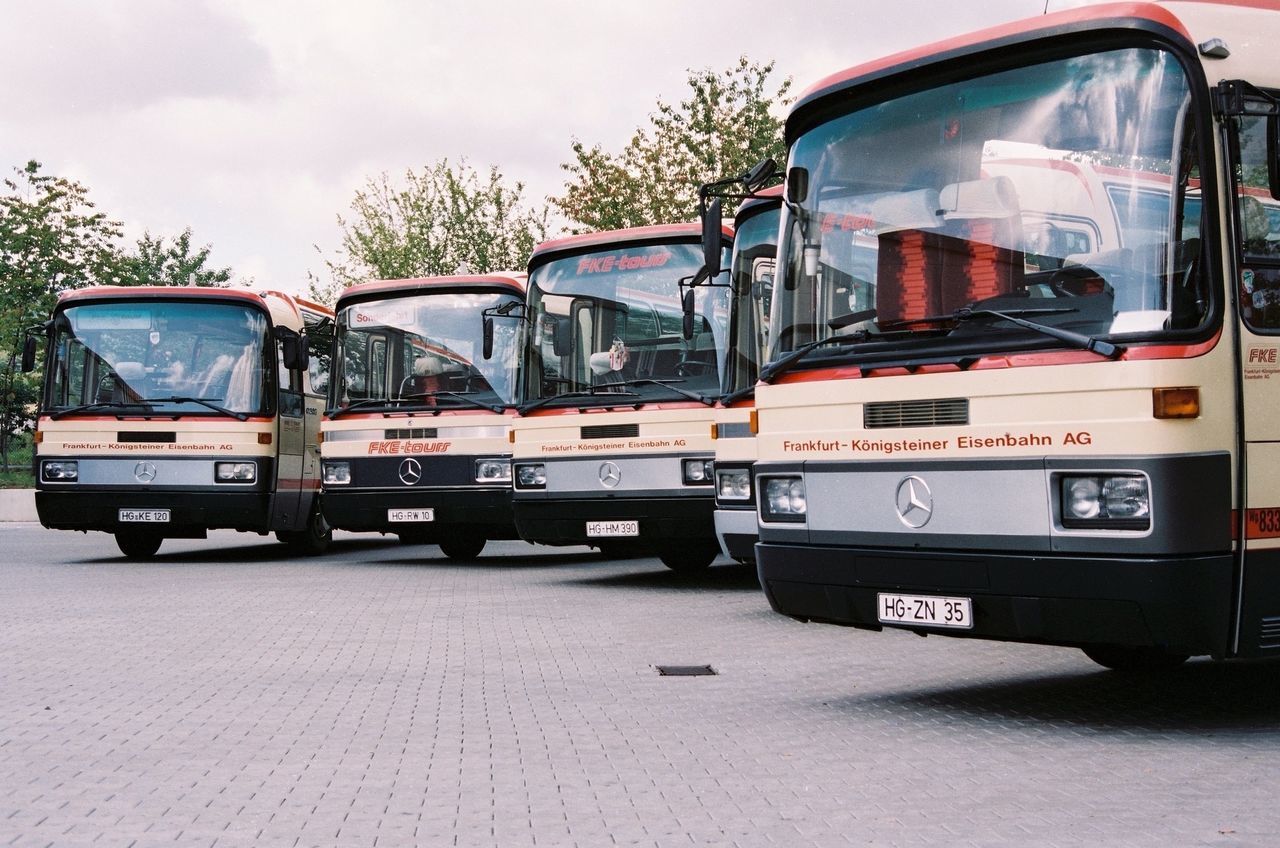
[757,452,1230,556]
[42,456,264,489]
[715,508,758,559]
[541,452,712,497]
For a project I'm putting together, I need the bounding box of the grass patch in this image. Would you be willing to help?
[0,435,35,488]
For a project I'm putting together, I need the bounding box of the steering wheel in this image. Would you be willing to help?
[674,360,713,376]
[1048,264,1103,298]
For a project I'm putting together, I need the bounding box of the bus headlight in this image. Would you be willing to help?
[1061,474,1149,530]
[715,467,752,502]
[41,460,78,482]
[215,461,256,483]
[323,461,351,485]
[682,458,714,485]
[515,463,546,489]
[760,476,806,522]
[475,458,512,483]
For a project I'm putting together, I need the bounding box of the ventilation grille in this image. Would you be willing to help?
[385,428,438,440]
[582,424,638,439]
[117,431,176,443]
[864,398,969,429]
[1260,616,1280,648]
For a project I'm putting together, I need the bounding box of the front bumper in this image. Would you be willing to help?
[513,495,715,547]
[321,487,516,537]
[36,489,273,536]
[715,507,758,561]
[756,542,1234,658]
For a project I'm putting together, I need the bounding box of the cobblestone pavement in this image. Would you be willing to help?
[1,524,1277,847]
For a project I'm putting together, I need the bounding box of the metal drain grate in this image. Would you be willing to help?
[656,665,716,676]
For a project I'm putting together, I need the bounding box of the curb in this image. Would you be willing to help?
[0,489,38,522]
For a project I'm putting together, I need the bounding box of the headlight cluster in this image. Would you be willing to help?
[215,461,256,483]
[475,458,512,483]
[715,467,752,503]
[1060,474,1150,530]
[681,458,714,486]
[41,460,78,482]
[323,461,351,485]
[760,476,806,522]
[515,463,546,489]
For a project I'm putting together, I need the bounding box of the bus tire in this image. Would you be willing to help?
[280,506,332,556]
[1081,645,1190,672]
[657,541,719,573]
[116,531,162,560]
[439,533,486,561]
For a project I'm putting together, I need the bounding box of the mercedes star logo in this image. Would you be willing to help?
[894,475,934,528]
[134,461,157,483]
[398,458,422,486]
[598,461,622,488]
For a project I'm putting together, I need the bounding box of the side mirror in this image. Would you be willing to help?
[701,197,723,278]
[682,289,696,341]
[552,317,572,358]
[787,167,809,204]
[744,158,778,192]
[482,316,495,360]
[281,331,309,371]
[20,334,38,373]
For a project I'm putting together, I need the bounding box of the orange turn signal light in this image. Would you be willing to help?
[33,430,43,444]
[508,429,515,444]
[1153,387,1200,419]
[258,432,273,444]
[749,409,759,435]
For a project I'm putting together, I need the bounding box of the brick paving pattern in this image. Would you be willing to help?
[0,525,1277,847]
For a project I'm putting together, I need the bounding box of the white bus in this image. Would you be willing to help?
[510,224,734,571]
[752,1,1280,669]
[708,187,782,563]
[25,286,331,558]
[319,275,525,560]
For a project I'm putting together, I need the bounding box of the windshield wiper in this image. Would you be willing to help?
[879,306,1075,330]
[397,390,505,414]
[758,332,869,384]
[517,388,642,415]
[721,384,756,405]
[142,396,249,421]
[48,401,151,420]
[593,378,715,406]
[950,307,1122,359]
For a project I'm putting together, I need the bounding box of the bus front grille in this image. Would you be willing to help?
[1259,615,1280,648]
[863,398,969,429]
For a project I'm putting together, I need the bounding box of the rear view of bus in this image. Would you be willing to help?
[511,225,733,571]
[754,2,1280,669]
[27,287,330,558]
[320,276,524,560]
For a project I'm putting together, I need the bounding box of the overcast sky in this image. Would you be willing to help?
[1,0,1093,294]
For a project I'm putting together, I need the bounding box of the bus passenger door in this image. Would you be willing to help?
[298,331,332,524]
[273,347,306,532]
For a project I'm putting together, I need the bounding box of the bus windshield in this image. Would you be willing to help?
[725,203,780,397]
[523,242,730,407]
[47,300,272,416]
[332,290,523,411]
[771,46,1207,369]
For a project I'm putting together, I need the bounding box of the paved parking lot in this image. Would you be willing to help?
[1,523,1278,847]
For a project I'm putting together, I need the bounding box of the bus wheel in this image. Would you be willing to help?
[281,506,332,556]
[1081,645,1190,672]
[116,531,162,560]
[439,533,485,561]
[657,541,719,573]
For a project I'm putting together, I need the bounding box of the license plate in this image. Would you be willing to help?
[877,592,973,629]
[388,508,434,523]
[118,509,170,523]
[586,520,639,538]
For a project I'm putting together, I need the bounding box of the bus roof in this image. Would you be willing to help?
[54,286,330,332]
[735,185,783,221]
[787,2,1205,140]
[335,274,527,308]
[528,222,734,270]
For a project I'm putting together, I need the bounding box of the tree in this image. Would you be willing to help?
[554,57,792,233]
[123,228,233,288]
[309,159,550,305]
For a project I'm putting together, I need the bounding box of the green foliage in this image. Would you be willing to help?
[309,159,550,306]
[554,57,792,233]
[124,228,233,288]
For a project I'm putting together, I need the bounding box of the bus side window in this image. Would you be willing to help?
[307,334,330,396]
